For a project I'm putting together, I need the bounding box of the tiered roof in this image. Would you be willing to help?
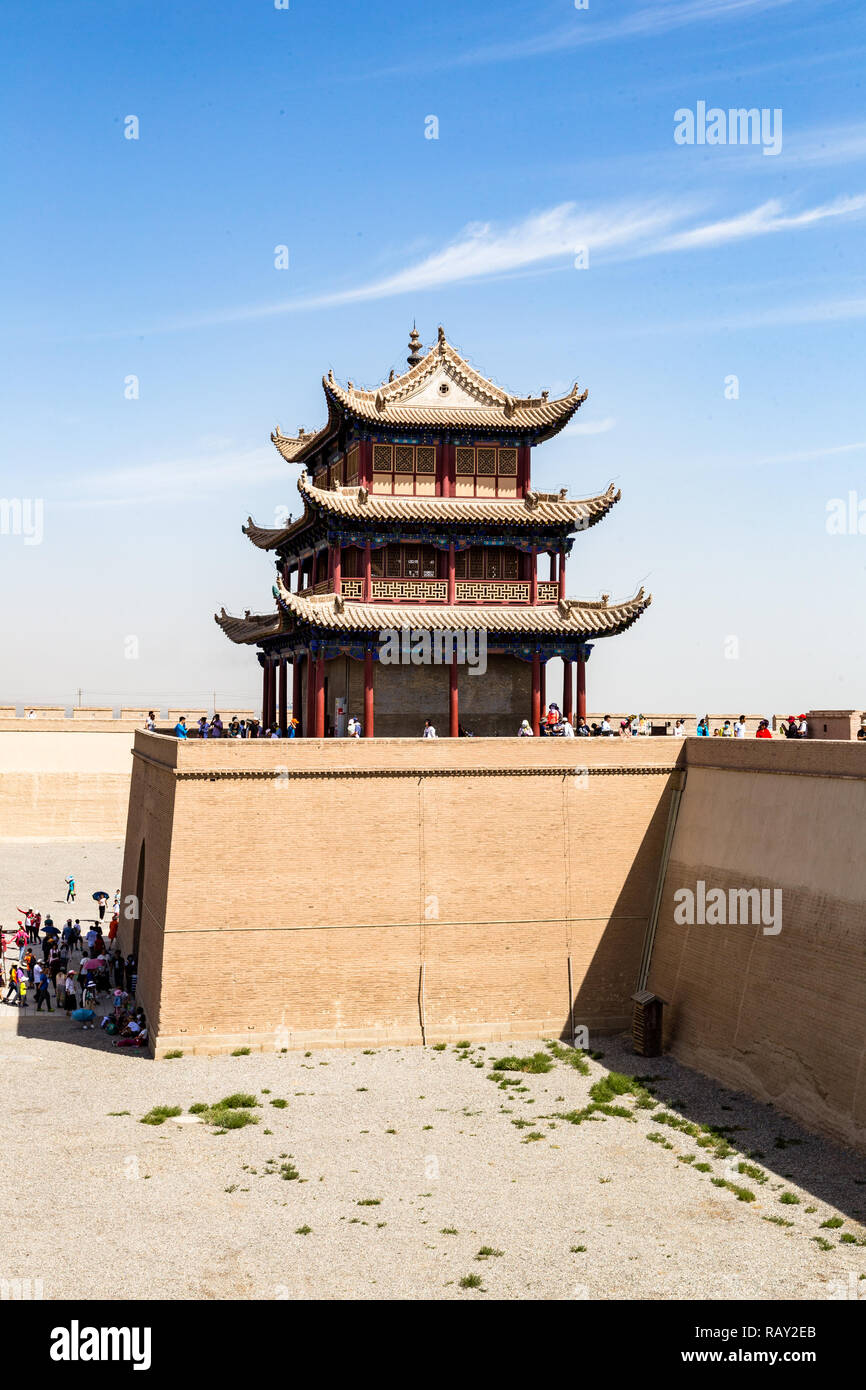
[216,329,652,652]
[243,476,622,550]
[215,585,652,644]
[270,326,587,464]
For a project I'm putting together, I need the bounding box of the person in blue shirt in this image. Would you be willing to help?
[174,718,188,739]
[697,716,709,737]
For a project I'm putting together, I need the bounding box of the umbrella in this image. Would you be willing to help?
[71,1008,94,1022]
[83,958,104,971]
[92,891,109,902]
[42,924,59,937]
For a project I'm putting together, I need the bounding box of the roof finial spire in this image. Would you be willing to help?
[407,322,423,367]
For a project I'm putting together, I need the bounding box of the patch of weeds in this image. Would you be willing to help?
[231,1048,250,1057]
[570,1245,586,1253]
[475,1247,503,1259]
[805,1205,817,1213]
[646,1133,669,1146]
[356,1087,368,1093]
[839,1233,866,1246]
[377,1222,387,1229]
[490,1052,554,1074]
[763,1215,794,1227]
[164,1050,183,1059]
[422,1124,433,1131]
[217,1093,257,1109]
[140,1105,182,1126]
[727,1183,756,1202]
[188,1103,208,1114]
[812,1236,833,1251]
[295,1225,312,1235]
[820,1217,844,1229]
[594,1104,634,1120]
[678,1153,696,1164]
[362,1050,375,1055]
[459,1274,483,1290]
[735,1162,767,1185]
[279,1160,300,1181]
[358,1198,381,1206]
[522,1132,545,1143]
[432,1043,447,1051]
[108,1111,130,1116]
[694,1162,712,1173]
[511,1118,535,1129]
[545,1041,590,1075]
[779,1192,800,1205]
[441,1228,458,1235]
[270,1098,288,1108]
[385,1128,397,1134]
[224,1184,237,1193]
[455,1041,471,1049]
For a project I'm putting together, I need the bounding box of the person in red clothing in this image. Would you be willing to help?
[756,720,772,738]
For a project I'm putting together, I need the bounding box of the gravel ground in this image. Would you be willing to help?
[2,841,864,1301]
[1,1026,864,1301]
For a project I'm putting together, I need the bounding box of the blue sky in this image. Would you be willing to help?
[2,0,865,714]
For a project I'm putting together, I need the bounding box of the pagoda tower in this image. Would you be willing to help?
[216,327,651,737]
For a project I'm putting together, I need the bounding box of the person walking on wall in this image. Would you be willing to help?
[65,876,75,902]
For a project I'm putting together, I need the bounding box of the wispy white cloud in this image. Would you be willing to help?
[62,447,288,507]
[756,441,866,465]
[380,0,802,75]
[652,192,866,252]
[567,416,617,436]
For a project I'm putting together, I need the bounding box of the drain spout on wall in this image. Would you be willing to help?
[637,768,686,992]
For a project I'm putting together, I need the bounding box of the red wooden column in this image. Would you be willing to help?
[278,658,287,735]
[539,658,546,717]
[261,660,268,726]
[268,662,277,730]
[549,552,556,581]
[332,543,341,595]
[519,443,531,496]
[563,659,573,722]
[440,440,453,498]
[558,545,566,601]
[529,546,538,605]
[314,655,325,737]
[292,657,303,736]
[531,652,541,736]
[447,542,456,605]
[449,653,459,737]
[363,542,372,601]
[577,651,587,721]
[363,647,374,737]
[306,652,316,738]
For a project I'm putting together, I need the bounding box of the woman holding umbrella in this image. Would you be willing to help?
[92,891,110,922]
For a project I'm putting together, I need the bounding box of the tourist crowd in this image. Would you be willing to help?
[0,893,146,1044]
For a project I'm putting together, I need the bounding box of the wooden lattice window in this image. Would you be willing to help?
[386,545,402,578]
[345,447,360,484]
[416,446,435,473]
[454,547,521,581]
[454,446,519,496]
[502,550,519,579]
[373,444,393,473]
[394,445,414,473]
[405,546,421,578]
[456,447,475,475]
